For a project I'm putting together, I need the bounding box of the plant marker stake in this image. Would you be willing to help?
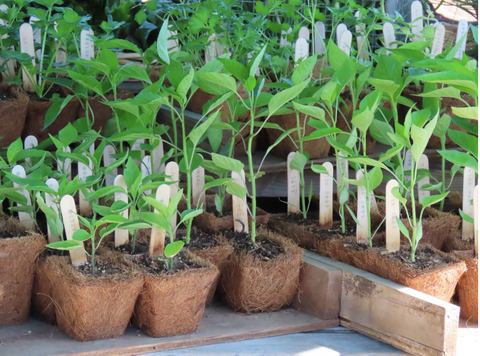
[29,16,41,64]
[19,23,36,92]
[78,153,92,217]
[150,185,170,257]
[385,179,400,252]
[299,26,309,40]
[462,167,476,240]
[383,22,396,55]
[336,23,347,46]
[45,178,59,243]
[141,155,152,196]
[355,11,368,61]
[356,170,369,244]
[336,152,349,201]
[232,169,248,234]
[314,21,326,55]
[287,152,300,215]
[165,162,179,229]
[54,21,67,75]
[294,38,308,67]
[205,34,223,63]
[410,1,423,42]
[319,162,333,229]
[370,191,379,214]
[454,19,469,60]
[24,135,38,170]
[132,139,145,168]
[80,29,94,60]
[404,148,412,172]
[474,185,478,257]
[417,154,430,202]
[11,165,34,229]
[192,164,206,209]
[432,23,445,56]
[339,30,353,56]
[280,27,293,48]
[60,195,87,266]
[114,175,129,248]
[61,146,72,181]
[152,135,165,174]
[103,145,116,186]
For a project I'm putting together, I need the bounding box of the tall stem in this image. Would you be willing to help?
[181,106,192,243]
[248,104,257,242]
[171,98,178,163]
[439,138,446,211]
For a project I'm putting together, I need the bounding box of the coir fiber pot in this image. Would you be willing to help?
[43,253,143,341]
[0,215,45,325]
[456,252,478,322]
[133,251,219,337]
[219,230,303,313]
[31,251,59,324]
[0,84,29,148]
[23,86,80,142]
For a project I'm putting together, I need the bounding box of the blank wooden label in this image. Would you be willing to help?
[336,23,347,46]
[19,23,36,92]
[432,23,445,56]
[319,162,333,228]
[206,34,223,63]
[152,135,165,174]
[455,19,468,59]
[165,161,179,229]
[232,170,249,234]
[103,145,116,186]
[192,165,206,209]
[299,26,310,40]
[60,146,72,181]
[462,167,476,240]
[336,152,349,201]
[45,178,59,243]
[54,22,67,67]
[132,139,145,168]
[29,16,41,64]
[357,36,368,61]
[294,38,308,67]
[78,154,92,216]
[11,165,34,229]
[141,155,152,196]
[339,30,352,56]
[370,191,379,214]
[114,175,129,247]
[280,27,293,47]
[287,152,300,214]
[314,21,326,55]
[24,135,38,169]
[410,1,423,42]
[150,185,170,257]
[60,195,87,265]
[417,154,430,202]
[474,185,478,256]
[383,22,396,54]
[386,179,400,251]
[356,170,369,244]
[80,29,94,60]
[404,149,412,172]
[354,11,365,35]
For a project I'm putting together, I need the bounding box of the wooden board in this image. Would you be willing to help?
[304,251,460,356]
[0,305,338,356]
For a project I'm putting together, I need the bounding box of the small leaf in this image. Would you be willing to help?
[72,229,91,242]
[164,240,184,258]
[459,208,474,224]
[46,240,82,250]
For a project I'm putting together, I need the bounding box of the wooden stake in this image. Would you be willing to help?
[462,167,476,240]
[192,164,206,209]
[103,144,116,186]
[80,29,94,60]
[314,21,326,55]
[355,12,368,61]
[404,148,412,172]
[45,178,59,243]
[114,175,129,248]
[19,23,36,92]
[287,152,300,215]
[29,16,41,65]
[336,152,349,201]
[166,161,179,229]
[370,191,379,214]
[336,23,347,46]
[417,154,430,202]
[319,162,333,229]
[152,135,165,174]
[356,170,369,244]
[24,135,38,169]
[141,155,152,196]
[299,26,310,40]
[132,139,145,168]
[410,1,424,42]
[432,23,446,56]
[60,195,87,266]
[294,38,309,67]
[474,185,478,256]
[11,165,34,229]
[54,21,67,73]
[167,29,179,53]
[339,30,352,56]
[78,153,92,216]
[205,34,224,63]
[454,19,469,60]
[149,185,170,257]
[280,27,293,48]
[383,22,396,54]
[232,169,249,234]
[385,179,400,252]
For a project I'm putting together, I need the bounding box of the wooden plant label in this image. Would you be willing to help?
[294,38,308,67]
[454,19,468,60]
[19,23,36,92]
[45,178,59,243]
[132,139,145,168]
[152,135,165,174]
[474,185,478,256]
[205,34,224,63]
[192,165,206,209]
[404,148,412,172]
[299,26,310,40]
[78,153,93,217]
[280,27,293,47]
[61,146,72,181]
[339,30,352,56]
[355,12,368,61]
[103,144,116,186]
[336,152,349,201]
[150,184,170,257]
[24,135,38,169]
[410,1,423,42]
[462,167,476,240]
[165,161,179,229]
[383,22,396,54]
[167,29,179,53]
[432,23,445,56]
[60,195,87,266]
[385,179,400,252]
[80,29,94,60]
[141,155,152,196]
[11,165,34,229]
[356,170,369,244]
[319,162,333,229]
[417,154,430,202]
[336,23,347,46]
[29,16,41,63]
[114,175,129,248]
[314,21,326,55]
[370,191,379,214]
[287,152,300,215]
[232,169,249,234]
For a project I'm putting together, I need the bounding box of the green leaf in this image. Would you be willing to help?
[196,72,237,94]
[411,115,438,163]
[289,152,308,172]
[414,72,477,96]
[157,20,170,65]
[292,55,317,85]
[118,64,152,84]
[367,167,383,191]
[59,123,78,147]
[459,208,474,224]
[143,196,168,217]
[248,45,267,78]
[439,150,478,173]
[7,138,23,164]
[177,67,194,101]
[219,58,248,83]
[293,102,325,121]
[180,209,203,223]
[452,106,478,120]
[421,192,449,208]
[347,156,387,169]
[44,96,74,130]
[188,111,220,147]
[433,114,451,138]
[72,229,91,242]
[46,240,82,250]
[268,80,309,117]
[164,240,184,258]
[311,164,328,175]
[415,86,462,100]
[226,181,247,198]
[96,39,142,55]
[211,153,244,175]
[370,119,394,146]
[396,217,410,240]
[448,129,478,158]
[368,78,400,99]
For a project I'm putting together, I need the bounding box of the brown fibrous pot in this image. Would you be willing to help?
[455,252,478,322]
[0,84,29,149]
[0,216,45,326]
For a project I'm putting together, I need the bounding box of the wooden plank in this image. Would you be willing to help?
[304,251,460,356]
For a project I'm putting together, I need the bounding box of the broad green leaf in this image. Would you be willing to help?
[289,152,308,172]
[219,58,248,82]
[177,67,194,101]
[433,114,451,138]
[459,208,474,224]
[448,129,478,158]
[196,72,237,94]
[452,106,478,120]
[58,123,78,147]
[7,138,22,163]
[179,209,203,223]
[118,64,152,84]
[368,78,400,99]
[439,150,478,172]
[44,95,74,130]
[292,55,317,85]
[396,217,410,240]
[415,86,462,100]
[421,192,449,208]
[46,240,82,250]
[226,181,247,198]
[347,156,387,169]
[366,167,383,191]
[211,153,244,175]
[370,119,394,146]
[97,39,142,55]
[72,229,91,242]
[164,241,184,258]
[410,115,438,163]
[414,72,478,95]
[311,164,328,174]
[157,20,170,65]
[293,102,325,120]
[188,111,220,147]
[248,45,267,78]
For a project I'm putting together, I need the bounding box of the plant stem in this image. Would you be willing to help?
[439,138,446,211]
[248,105,257,243]
[181,106,192,243]
[171,98,178,163]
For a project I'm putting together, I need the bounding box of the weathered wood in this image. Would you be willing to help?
[60,195,87,266]
[149,185,170,257]
[386,179,400,252]
[232,169,249,233]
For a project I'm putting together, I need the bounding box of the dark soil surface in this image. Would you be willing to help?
[225,231,284,261]
[28,85,64,101]
[0,230,28,239]
[206,206,232,218]
[179,230,218,251]
[276,213,356,239]
[76,259,126,277]
[39,248,66,258]
[0,87,14,101]
[116,241,150,255]
[133,250,203,275]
